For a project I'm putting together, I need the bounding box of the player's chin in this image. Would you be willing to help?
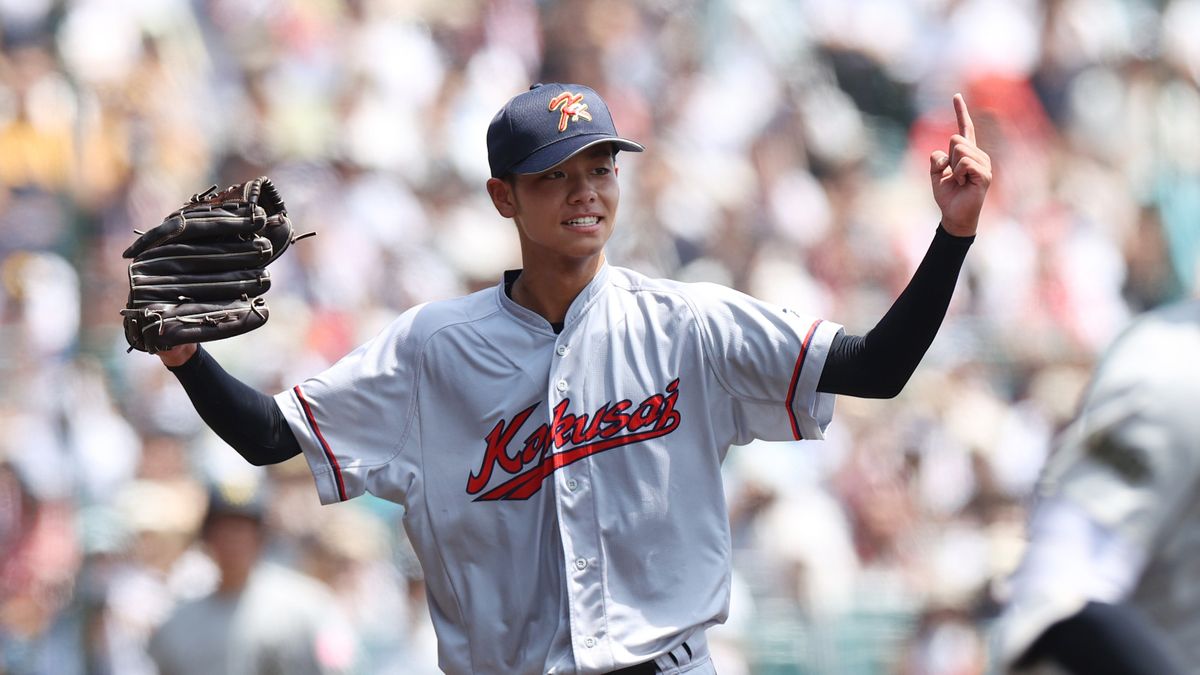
[553,234,610,260]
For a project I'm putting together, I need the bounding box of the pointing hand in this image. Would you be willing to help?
[929,94,992,237]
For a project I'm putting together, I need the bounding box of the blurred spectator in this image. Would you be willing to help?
[0,458,80,673]
[294,499,438,674]
[147,480,357,675]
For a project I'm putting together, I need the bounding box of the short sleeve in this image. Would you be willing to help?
[687,282,842,443]
[274,307,424,504]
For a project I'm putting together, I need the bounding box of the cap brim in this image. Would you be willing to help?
[509,135,644,176]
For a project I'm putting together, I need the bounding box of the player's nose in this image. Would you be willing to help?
[566,176,598,203]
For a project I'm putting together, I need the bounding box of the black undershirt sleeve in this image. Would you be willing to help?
[167,345,301,466]
[1017,601,1186,675]
[817,224,973,398]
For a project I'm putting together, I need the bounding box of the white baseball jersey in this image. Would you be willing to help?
[275,263,841,675]
[997,300,1200,671]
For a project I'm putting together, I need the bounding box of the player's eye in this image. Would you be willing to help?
[593,167,611,176]
[541,170,566,180]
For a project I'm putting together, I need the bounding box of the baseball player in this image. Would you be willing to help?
[152,83,991,674]
[995,299,1200,674]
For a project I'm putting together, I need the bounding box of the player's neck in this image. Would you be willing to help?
[511,254,605,325]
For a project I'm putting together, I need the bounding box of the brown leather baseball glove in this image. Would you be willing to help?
[120,177,312,354]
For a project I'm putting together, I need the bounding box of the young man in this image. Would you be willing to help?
[154,82,991,674]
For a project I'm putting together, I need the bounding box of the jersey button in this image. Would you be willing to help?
[583,637,597,648]
[556,379,568,392]
[566,479,579,491]
[556,344,568,356]
[574,558,588,571]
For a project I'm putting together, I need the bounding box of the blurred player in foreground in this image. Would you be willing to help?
[996,299,1200,674]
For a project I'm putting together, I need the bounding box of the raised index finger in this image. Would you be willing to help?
[954,93,975,144]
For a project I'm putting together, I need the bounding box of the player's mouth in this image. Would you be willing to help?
[562,216,603,231]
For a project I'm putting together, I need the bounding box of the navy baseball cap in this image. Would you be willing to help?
[487,83,644,178]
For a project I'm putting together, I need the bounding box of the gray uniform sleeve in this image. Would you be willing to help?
[275,307,425,504]
[686,282,842,443]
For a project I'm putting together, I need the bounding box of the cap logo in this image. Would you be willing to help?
[548,92,593,132]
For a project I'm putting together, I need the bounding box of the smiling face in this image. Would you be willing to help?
[487,144,620,271]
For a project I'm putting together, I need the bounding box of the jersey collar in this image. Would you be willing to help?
[497,263,612,333]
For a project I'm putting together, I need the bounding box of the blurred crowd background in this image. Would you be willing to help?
[1,0,1197,673]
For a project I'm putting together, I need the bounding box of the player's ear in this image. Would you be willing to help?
[486,177,518,219]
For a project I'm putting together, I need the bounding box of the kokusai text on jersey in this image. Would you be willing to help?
[468,378,683,501]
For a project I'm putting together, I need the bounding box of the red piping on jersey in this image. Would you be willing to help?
[294,385,348,502]
[786,320,822,441]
